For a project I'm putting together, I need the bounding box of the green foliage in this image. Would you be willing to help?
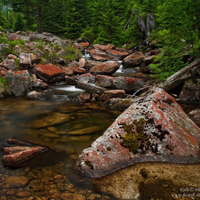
[0,10,9,29]
[0,33,8,43]
[12,12,26,32]
[1,39,25,56]
[0,26,5,32]
[0,76,7,86]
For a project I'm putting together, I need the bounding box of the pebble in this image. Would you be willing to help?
[16,191,31,198]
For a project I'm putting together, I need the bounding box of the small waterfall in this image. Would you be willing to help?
[82,49,92,60]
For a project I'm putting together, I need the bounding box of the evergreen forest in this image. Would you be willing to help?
[0,0,200,80]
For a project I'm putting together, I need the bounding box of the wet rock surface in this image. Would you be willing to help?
[75,88,200,178]
[34,64,65,83]
[84,162,200,200]
[90,62,120,75]
[1,139,47,167]
[96,75,145,93]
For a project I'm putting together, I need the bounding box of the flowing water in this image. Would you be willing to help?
[0,89,121,200]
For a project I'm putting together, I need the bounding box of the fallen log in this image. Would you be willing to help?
[159,58,200,92]
[66,77,106,94]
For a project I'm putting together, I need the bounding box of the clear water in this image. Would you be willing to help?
[0,96,121,200]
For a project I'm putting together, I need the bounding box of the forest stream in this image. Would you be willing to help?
[0,88,200,200]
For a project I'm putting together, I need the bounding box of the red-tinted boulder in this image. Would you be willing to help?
[95,75,144,92]
[90,62,119,75]
[75,88,200,178]
[100,90,126,101]
[94,44,115,51]
[35,64,65,83]
[5,70,32,96]
[85,60,104,71]
[79,42,89,47]
[89,49,115,61]
[19,53,32,68]
[2,139,47,167]
[1,59,16,70]
[106,49,129,60]
[122,52,145,68]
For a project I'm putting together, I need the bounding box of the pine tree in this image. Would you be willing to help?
[12,12,26,32]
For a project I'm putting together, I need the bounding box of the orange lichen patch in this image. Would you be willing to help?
[36,64,65,76]
[79,42,89,47]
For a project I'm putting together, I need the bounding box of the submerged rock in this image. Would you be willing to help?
[79,162,200,200]
[1,139,47,167]
[75,88,200,178]
[27,112,70,128]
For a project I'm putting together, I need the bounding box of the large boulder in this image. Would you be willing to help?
[94,44,115,51]
[85,60,104,71]
[34,64,65,83]
[19,53,32,69]
[106,49,129,60]
[95,75,144,93]
[5,70,32,96]
[89,49,115,61]
[75,88,200,178]
[100,90,126,101]
[90,62,119,75]
[122,52,145,68]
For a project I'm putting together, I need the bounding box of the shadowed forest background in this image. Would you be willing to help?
[0,0,200,80]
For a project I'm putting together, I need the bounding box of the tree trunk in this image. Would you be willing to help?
[159,58,200,92]
[66,77,106,94]
[6,5,8,21]
[37,5,42,34]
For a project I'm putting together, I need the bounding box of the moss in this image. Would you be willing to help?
[84,160,92,167]
[106,146,111,151]
[122,118,147,152]
[122,99,131,104]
